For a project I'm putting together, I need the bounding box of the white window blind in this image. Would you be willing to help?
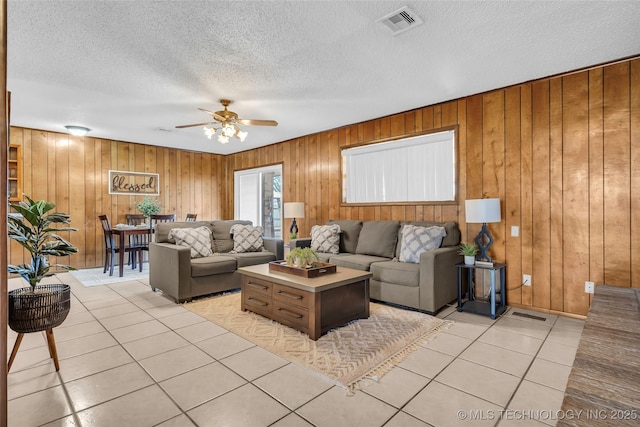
[342,129,456,203]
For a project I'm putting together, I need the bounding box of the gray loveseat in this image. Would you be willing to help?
[149,220,284,303]
[291,220,461,314]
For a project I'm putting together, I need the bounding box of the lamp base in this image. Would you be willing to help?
[289,218,298,239]
[474,223,494,262]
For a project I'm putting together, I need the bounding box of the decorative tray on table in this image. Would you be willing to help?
[268,261,337,278]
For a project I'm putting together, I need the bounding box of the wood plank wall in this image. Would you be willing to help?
[226,58,640,316]
[7,57,639,316]
[7,130,227,273]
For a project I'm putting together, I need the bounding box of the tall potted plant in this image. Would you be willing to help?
[7,196,78,371]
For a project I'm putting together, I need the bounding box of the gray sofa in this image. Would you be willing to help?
[291,220,461,314]
[149,220,284,303]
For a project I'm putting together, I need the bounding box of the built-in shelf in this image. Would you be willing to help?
[8,144,22,202]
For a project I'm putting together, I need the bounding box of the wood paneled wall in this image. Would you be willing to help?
[8,129,227,272]
[227,58,640,316]
[7,57,639,316]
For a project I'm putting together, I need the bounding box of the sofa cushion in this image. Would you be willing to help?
[228,252,277,268]
[395,221,460,258]
[398,225,446,263]
[168,226,214,258]
[371,260,420,287]
[311,224,341,254]
[190,255,237,277]
[155,221,211,244]
[230,224,264,253]
[329,254,391,271]
[211,220,252,253]
[327,220,362,253]
[355,221,400,258]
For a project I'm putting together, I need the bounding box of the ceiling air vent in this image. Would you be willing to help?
[376,6,424,36]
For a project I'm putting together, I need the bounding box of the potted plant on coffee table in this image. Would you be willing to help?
[459,242,478,266]
[286,247,319,269]
[7,196,78,371]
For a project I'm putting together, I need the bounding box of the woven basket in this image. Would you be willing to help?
[8,284,71,333]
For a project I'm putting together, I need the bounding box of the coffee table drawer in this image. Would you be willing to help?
[273,284,311,309]
[273,300,309,330]
[243,276,272,296]
[243,291,272,316]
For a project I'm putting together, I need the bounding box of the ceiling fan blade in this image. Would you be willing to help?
[198,108,226,122]
[236,119,278,127]
[175,121,217,129]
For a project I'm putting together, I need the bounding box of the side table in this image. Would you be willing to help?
[456,262,507,319]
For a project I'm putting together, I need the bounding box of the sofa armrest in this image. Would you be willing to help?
[289,238,311,249]
[149,242,192,302]
[263,237,284,260]
[418,246,463,313]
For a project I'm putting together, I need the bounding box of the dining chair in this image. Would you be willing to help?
[126,214,150,266]
[99,214,143,276]
[150,214,176,242]
[150,214,176,227]
[185,213,197,222]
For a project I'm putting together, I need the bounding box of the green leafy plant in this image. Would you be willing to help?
[286,247,319,268]
[135,196,161,217]
[8,196,78,291]
[458,242,479,257]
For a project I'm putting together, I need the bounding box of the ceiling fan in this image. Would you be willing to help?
[175,99,278,143]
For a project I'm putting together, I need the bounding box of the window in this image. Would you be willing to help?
[342,128,456,204]
[234,164,283,238]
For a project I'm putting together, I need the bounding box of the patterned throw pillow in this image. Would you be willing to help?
[311,224,341,254]
[168,226,213,258]
[398,225,446,263]
[230,224,264,253]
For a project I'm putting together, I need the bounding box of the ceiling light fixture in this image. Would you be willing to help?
[64,125,91,137]
[203,122,247,144]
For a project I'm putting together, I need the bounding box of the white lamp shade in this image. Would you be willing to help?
[283,202,305,218]
[465,198,501,223]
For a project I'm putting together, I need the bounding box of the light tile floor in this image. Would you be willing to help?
[7,273,585,427]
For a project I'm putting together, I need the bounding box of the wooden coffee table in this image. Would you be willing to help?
[237,264,372,340]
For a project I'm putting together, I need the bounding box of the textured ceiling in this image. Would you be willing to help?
[7,1,640,155]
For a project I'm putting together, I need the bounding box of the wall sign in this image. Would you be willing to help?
[108,170,160,195]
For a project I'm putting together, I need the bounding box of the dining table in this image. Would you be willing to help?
[111,225,154,277]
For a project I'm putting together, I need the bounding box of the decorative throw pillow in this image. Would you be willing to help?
[398,225,446,263]
[230,224,264,253]
[168,226,213,258]
[311,224,341,254]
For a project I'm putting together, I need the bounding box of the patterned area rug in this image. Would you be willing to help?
[185,292,452,391]
[69,264,149,287]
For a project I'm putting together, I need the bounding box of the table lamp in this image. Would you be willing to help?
[283,202,305,239]
[465,198,501,262]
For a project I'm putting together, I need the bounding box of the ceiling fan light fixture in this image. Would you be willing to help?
[65,125,91,136]
[204,126,217,139]
[223,123,235,137]
[217,134,229,144]
[237,130,248,142]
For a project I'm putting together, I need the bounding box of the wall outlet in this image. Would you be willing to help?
[511,226,520,237]
[523,274,531,286]
[585,281,595,294]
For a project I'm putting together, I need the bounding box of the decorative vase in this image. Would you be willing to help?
[464,255,475,266]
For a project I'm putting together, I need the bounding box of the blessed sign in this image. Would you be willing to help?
[108,170,160,195]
